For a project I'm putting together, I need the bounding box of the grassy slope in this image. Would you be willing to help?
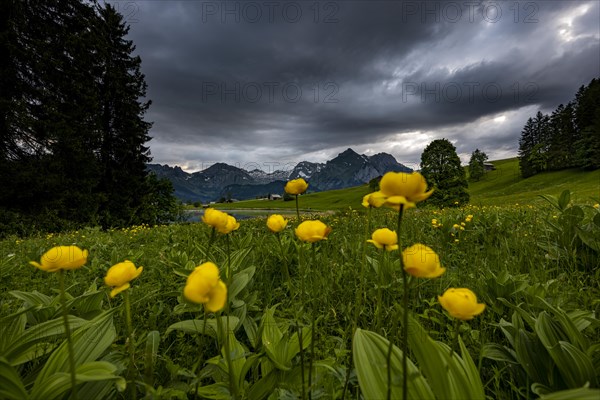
[468,158,600,206]
[213,158,599,211]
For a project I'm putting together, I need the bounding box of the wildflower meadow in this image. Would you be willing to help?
[1,173,599,400]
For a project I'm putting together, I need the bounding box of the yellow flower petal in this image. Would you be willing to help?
[205,280,227,312]
[284,178,308,195]
[110,283,130,298]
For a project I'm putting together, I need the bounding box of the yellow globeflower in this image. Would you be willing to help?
[217,214,240,234]
[202,208,228,230]
[594,204,599,209]
[104,260,143,298]
[362,192,386,208]
[438,288,486,320]
[402,243,446,278]
[295,220,332,243]
[30,245,88,272]
[267,214,288,233]
[183,262,227,312]
[367,228,398,251]
[372,172,433,210]
[285,178,308,195]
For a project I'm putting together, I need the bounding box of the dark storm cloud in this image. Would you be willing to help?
[119,0,600,169]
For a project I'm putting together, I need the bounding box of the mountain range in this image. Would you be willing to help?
[147,148,411,202]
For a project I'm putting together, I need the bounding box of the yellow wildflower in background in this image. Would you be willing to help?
[202,208,229,230]
[362,192,385,208]
[267,214,288,233]
[594,204,599,209]
[438,288,485,320]
[367,228,398,251]
[295,220,331,243]
[183,262,227,312]
[30,245,88,272]
[370,172,433,210]
[217,214,240,234]
[284,178,308,195]
[105,260,143,298]
[402,244,445,278]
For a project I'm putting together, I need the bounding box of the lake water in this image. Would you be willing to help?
[183,209,299,222]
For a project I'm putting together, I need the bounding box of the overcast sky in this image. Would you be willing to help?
[118,0,599,172]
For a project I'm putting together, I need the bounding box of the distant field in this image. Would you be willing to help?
[467,158,600,206]
[213,158,599,211]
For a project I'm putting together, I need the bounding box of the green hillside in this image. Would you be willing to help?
[214,184,372,211]
[468,158,600,206]
[213,158,599,212]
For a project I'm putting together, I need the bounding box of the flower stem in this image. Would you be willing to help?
[58,270,77,400]
[391,205,407,400]
[276,233,290,285]
[342,207,372,400]
[375,250,386,334]
[193,310,208,400]
[295,194,300,221]
[124,289,136,399]
[449,319,461,360]
[224,235,237,398]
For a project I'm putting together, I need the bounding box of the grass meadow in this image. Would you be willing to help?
[1,163,599,399]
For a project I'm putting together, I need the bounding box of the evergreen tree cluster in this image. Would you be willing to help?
[0,0,180,236]
[518,78,600,178]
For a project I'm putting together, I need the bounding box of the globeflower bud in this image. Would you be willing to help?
[266,214,288,233]
[402,243,446,278]
[438,288,486,320]
[285,178,308,195]
[29,246,88,272]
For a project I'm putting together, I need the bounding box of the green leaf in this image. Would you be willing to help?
[33,310,117,387]
[4,315,87,365]
[353,328,435,400]
[145,331,160,385]
[228,266,256,300]
[194,383,230,399]
[537,312,597,387]
[539,387,600,400]
[30,361,125,400]
[558,190,571,211]
[481,343,518,364]
[165,316,239,340]
[0,357,28,400]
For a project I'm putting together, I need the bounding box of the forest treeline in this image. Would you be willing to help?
[518,78,600,178]
[0,0,180,236]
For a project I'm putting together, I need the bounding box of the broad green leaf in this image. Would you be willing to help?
[539,387,600,400]
[0,357,28,400]
[247,370,278,400]
[4,316,87,365]
[34,310,117,387]
[30,361,125,400]
[481,343,518,364]
[353,328,435,400]
[243,315,259,349]
[0,308,28,355]
[145,331,160,385]
[229,266,255,299]
[403,313,485,400]
[194,383,230,399]
[537,312,597,387]
[558,190,571,211]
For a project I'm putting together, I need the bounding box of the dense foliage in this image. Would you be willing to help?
[0,0,179,237]
[420,139,470,207]
[518,77,600,178]
[468,149,488,182]
[1,191,599,399]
